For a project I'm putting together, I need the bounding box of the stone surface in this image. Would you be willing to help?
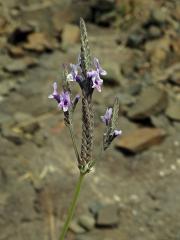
[61,24,80,45]
[103,62,122,86]
[78,214,95,231]
[169,69,180,86]
[69,220,86,234]
[1,127,24,145]
[116,127,166,153]
[23,32,54,52]
[128,86,168,120]
[3,57,38,73]
[166,100,180,121]
[96,204,119,228]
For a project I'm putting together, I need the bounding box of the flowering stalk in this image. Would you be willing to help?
[48,18,122,240]
[59,172,85,240]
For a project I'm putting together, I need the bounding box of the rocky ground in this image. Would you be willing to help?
[0,0,180,239]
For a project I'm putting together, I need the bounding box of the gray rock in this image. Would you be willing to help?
[69,220,86,234]
[13,112,33,124]
[4,60,27,73]
[1,127,24,145]
[126,30,146,48]
[169,70,180,86]
[103,63,122,86]
[96,204,119,228]
[0,113,14,127]
[128,86,168,120]
[0,80,18,96]
[166,100,180,121]
[89,201,103,217]
[78,214,95,231]
[3,58,38,74]
[33,130,48,147]
[75,235,98,240]
[150,9,167,26]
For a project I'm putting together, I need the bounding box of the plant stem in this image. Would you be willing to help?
[59,173,85,240]
[68,124,81,164]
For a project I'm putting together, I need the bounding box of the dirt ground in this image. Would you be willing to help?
[0,0,180,240]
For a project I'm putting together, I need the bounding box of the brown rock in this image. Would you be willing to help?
[7,45,25,58]
[166,100,180,121]
[0,16,8,35]
[169,70,180,86]
[128,86,168,120]
[23,32,54,52]
[116,128,166,153]
[61,24,80,45]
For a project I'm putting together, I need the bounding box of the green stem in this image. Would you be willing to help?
[59,173,85,240]
[68,124,81,164]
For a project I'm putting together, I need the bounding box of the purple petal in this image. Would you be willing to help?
[101,108,112,125]
[94,58,107,76]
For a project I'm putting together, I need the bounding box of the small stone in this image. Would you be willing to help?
[128,86,168,120]
[169,70,180,86]
[61,24,80,45]
[3,57,38,74]
[75,235,95,240]
[7,45,25,58]
[4,60,27,73]
[89,201,103,217]
[0,113,14,127]
[78,214,95,231]
[116,128,166,153]
[166,100,180,121]
[33,130,48,147]
[1,127,24,145]
[14,112,33,124]
[148,26,162,39]
[150,9,167,26]
[126,30,146,48]
[23,32,54,52]
[0,80,18,96]
[69,220,86,234]
[103,62,122,86]
[21,121,40,135]
[96,204,119,228]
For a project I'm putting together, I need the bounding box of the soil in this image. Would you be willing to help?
[0,0,180,240]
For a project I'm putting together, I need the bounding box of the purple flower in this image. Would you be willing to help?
[66,55,82,82]
[101,108,112,125]
[48,82,60,103]
[66,64,79,82]
[58,91,71,112]
[94,58,107,76]
[87,70,103,92]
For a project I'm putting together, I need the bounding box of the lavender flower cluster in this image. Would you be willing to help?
[48,57,121,141]
[49,18,121,172]
[49,57,106,111]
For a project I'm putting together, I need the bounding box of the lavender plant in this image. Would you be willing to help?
[48,18,122,240]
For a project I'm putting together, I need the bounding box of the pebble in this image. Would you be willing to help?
[69,220,86,234]
[78,214,95,231]
[166,100,180,121]
[96,204,119,228]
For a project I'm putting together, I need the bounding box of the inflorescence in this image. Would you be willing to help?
[48,18,122,174]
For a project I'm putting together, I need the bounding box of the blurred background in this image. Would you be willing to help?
[0,0,180,239]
